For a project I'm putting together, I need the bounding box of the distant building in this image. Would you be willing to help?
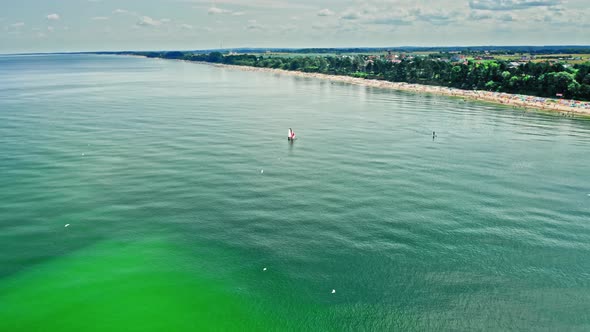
[386,50,394,60]
[508,62,525,68]
[451,55,466,62]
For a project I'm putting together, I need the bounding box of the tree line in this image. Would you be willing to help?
[138,51,590,101]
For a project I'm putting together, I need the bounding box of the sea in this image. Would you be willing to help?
[1,54,590,331]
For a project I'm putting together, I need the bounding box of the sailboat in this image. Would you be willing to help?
[288,128,296,141]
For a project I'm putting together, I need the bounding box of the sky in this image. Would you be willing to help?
[0,0,589,53]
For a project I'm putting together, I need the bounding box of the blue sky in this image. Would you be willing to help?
[1,0,588,53]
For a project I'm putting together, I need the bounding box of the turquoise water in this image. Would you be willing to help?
[1,54,590,331]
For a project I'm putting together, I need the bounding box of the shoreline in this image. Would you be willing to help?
[202,62,590,117]
[138,55,590,117]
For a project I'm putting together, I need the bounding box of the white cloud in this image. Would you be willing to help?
[208,7,231,15]
[47,14,60,20]
[180,23,193,29]
[415,9,462,25]
[469,11,493,20]
[369,17,413,25]
[341,11,361,20]
[364,10,416,26]
[469,0,562,11]
[11,22,25,28]
[190,0,312,10]
[136,16,162,27]
[318,9,334,17]
[246,19,264,30]
[113,9,129,14]
[92,16,110,21]
[336,5,464,27]
[498,13,514,21]
[47,26,55,32]
[232,12,245,16]
[161,18,171,23]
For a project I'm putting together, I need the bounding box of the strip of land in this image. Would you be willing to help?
[122,48,590,116]
[208,63,590,116]
[133,52,590,116]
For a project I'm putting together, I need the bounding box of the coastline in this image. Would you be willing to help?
[203,62,590,117]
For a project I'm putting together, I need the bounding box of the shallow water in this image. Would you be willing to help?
[1,54,590,331]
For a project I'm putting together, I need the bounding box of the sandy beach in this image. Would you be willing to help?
[210,63,590,117]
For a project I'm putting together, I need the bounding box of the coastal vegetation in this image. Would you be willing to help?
[137,51,590,101]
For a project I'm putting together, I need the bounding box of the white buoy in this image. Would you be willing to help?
[260,169,264,174]
[263,267,267,271]
[331,289,336,294]
[65,224,70,227]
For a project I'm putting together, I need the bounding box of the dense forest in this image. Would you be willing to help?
[138,51,590,101]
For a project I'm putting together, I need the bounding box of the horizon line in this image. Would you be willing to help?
[2,44,590,56]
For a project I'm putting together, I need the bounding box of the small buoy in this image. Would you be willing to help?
[260,169,264,174]
[331,289,336,294]
[65,224,70,227]
[263,267,267,271]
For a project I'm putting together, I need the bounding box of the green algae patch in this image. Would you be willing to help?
[0,239,273,332]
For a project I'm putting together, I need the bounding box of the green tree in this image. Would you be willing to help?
[207,52,224,63]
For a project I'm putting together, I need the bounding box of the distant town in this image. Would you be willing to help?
[241,48,589,67]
